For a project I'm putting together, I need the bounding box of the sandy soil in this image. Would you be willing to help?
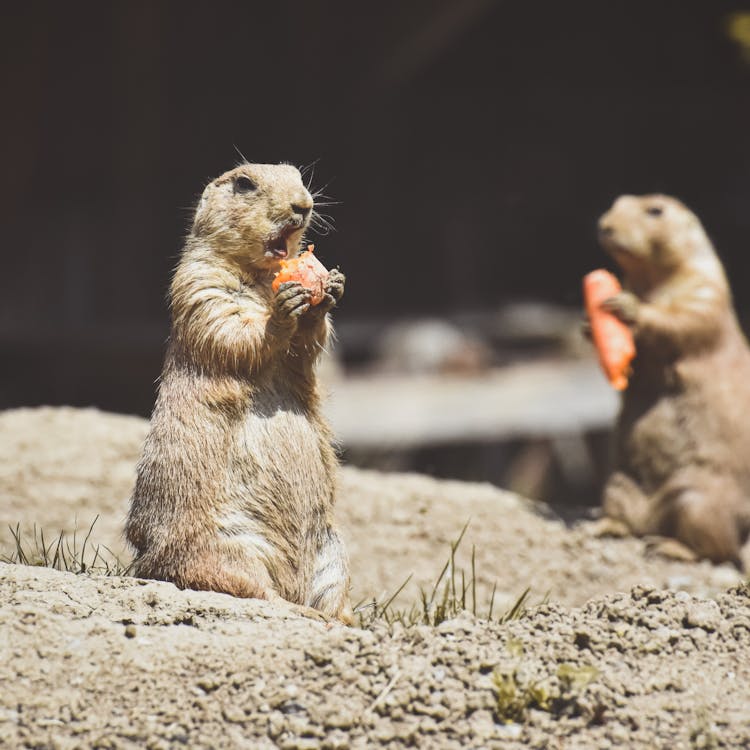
[1,406,749,748]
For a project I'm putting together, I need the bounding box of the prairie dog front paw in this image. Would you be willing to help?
[601,291,639,326]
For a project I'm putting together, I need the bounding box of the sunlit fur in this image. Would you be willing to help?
[125,163,352,622]
[598,194,750,565]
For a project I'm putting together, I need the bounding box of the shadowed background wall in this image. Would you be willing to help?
[2,0,749,415]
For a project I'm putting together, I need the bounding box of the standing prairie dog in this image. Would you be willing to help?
[126,163,352,622]
[596,194,750,566]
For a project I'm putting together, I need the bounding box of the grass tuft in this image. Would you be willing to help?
[2,517,128,576]
[493,653,600,723]
[355,522,530,628]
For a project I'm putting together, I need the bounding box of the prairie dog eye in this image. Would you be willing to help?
[234,176,257,193]
[646,205,663,217]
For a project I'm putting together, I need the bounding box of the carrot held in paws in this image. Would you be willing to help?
[272,244,329,305]
[583,269,636,391]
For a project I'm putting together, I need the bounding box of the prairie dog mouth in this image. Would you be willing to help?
[603,240,627,255]
[599,231,630,257]
[264,224,301,259]
[604,241,636,260]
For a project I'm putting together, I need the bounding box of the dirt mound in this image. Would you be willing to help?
[1,563,748,749]
[1,406,749,747]
[0,407,147,557]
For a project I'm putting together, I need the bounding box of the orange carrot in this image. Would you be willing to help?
[583,269,636,391]
[271,244,329,305]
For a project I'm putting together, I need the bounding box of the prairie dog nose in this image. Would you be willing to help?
[291,189,313,221]
[291,202,312,221]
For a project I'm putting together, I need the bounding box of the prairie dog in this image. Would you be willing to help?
[596,194,750,565]
[125,163,352,622]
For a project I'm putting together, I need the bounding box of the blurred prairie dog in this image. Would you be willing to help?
[126,163,352,622]
[597,194,750,566]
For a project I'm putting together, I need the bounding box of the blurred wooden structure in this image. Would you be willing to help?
[326,358,616,449]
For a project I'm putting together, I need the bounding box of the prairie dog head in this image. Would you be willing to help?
[597,194,720,286]
[192,163,313,269]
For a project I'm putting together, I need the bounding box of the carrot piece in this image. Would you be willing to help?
[271,244,329,305]
[583,269,636,391]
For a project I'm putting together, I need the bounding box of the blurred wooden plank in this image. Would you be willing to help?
[325,357,618,449]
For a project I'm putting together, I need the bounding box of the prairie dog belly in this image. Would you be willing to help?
[620,378,735,495]
[233,407,332,502]
[218,403,335,592]
[619,393,692,494]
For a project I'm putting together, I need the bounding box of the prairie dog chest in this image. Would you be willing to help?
[227,389,334,500]
[239,404,325,459]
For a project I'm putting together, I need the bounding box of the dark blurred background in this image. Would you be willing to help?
[2,1,750,501]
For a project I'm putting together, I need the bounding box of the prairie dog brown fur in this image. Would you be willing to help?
[126,163,352,622]
[597,194,750,565]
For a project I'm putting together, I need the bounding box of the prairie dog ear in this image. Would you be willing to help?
[193,181,218,234]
